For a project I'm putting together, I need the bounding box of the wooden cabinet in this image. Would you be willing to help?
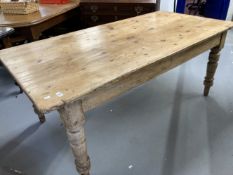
[79,0,160,27]
[0,27,14,49]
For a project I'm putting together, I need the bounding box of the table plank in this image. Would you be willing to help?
[0,2,79,28]
[0,12,233,113]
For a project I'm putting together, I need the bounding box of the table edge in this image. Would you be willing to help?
[0,2,79,28]
[30,30,231,113]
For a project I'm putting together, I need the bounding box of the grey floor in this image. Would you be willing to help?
[1,30,233,175]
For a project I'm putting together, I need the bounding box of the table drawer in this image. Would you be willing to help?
[80,3,156,15]
[117,3,156,15]
[79,0,159,28]
[80,3,115,14]
[82,14,133,26]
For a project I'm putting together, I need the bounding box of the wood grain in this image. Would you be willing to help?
[82,33,222,112]
[0,2,79,28]
[0,12,233,113]
[58,101,90,175]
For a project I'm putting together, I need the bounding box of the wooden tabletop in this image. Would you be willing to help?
[0,12,233,113]
[0,2,79,28]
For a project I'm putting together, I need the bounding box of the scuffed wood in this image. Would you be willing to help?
[203,32,227,96]
[0,12,233,114]
[0,11,232,175]
[82,34,221,111]
[33,104,46,123]
[58,101,90,175]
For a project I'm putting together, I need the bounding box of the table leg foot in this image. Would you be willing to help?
[203,47,221,96]
[14,81,23,94]
[58,101,91,175]
[38,113,46,123]
[203,86,210,97]
[33,105,46,123]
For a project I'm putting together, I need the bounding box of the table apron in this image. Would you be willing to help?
[81,33,222,112]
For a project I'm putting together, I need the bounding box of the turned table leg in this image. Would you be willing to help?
[203,32,227,96]
[33,105,46,123]
[58,101,91,175]
[203,47,221,96]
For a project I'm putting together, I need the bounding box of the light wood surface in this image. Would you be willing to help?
[0,2,79,28]
[58,101,91,175]
[82,33,224,112]
[0,12,233,114]
[1,12,233,175]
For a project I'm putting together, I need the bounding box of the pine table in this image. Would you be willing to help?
[0,12,233,175]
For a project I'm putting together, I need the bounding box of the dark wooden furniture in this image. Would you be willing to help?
[79,0,160,27]
[0,27,14,48]
[0,2,79,45]
[0,28,24,101]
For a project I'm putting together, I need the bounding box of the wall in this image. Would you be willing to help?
[160,0,175,12]
[160,0,233,21]
[227,0,233,20]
